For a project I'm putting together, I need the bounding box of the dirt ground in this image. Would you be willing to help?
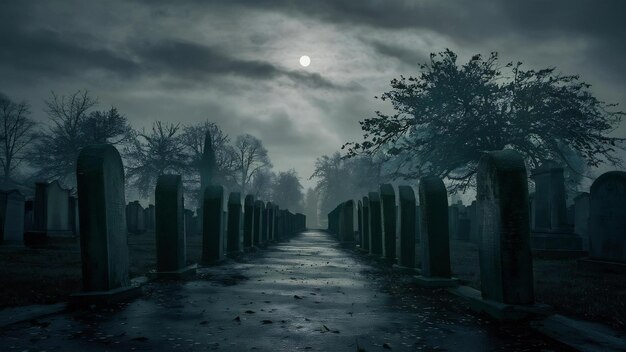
[0,234,624,334]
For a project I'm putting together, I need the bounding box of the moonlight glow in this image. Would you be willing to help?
[299,55,311,67]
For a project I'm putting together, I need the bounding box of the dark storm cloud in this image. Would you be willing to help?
[364,40,427,67]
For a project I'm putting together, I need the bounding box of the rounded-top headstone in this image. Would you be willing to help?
[477,149,533,305]
[418,176,450,278]
[589,171,626,262]
[245,194,255,206]
[228,192,242,205]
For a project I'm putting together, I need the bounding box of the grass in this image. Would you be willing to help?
[0,233,203,309]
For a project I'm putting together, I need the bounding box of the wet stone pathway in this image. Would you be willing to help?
[0,231,562,351]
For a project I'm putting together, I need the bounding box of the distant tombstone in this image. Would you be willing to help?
[448,205,459,240]
[357,200,363,245]
[227,192,243,253]
[587,172,626,264]
[267,202,275,242]
[144,204,155,232]
[418,176,453,282]
[530,161,582,252]
[273,204,279,240]
[361,197,370,251]
[477,150,533,304]
[260,201,268,245]
[243,195,255,248]
[68,196,79,237]
[0,190,25,244]
[184,209,196,237]
[253,200,264,247]
[126,201,144,234]
[340,200,354,242]
[33,181,73,237]
[74,144,138,301]
[154,174,191,276]
[368,192,383,256]
[24,200,33,232]
[380,184,397,260]
[201,185,225,265]
[573,192,590,250]
[198,131,217,233]
[467,201,479,244]
[396,186,417,268]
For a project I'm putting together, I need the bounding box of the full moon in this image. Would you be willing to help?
[299,55,311,67]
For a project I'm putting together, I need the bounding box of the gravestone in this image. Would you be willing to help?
[380,184,397,261]
[253,200,264,247]
[198,131,217,234]
[144,204,155,232]
[24,200,33,232]
[273,204,279,240]
[126,201,145,234]
[33,181,73,237]
[357,200,363,246]
[416,176,457,287]
[267,202,275,242]
[227,192,243,253]
[243,195,255,248]
[530,161,583,254]
[368,192,383,256]
[201,185,225,265]
[579,172,626,273]
[184,209,197,237]
[468,201,479,244]
[363,197,372,250]
[340,200,354,242]
[0,190,25,244]
[477,149,534,305]
[573,192,590,251]
[68,196,79,237]
[152,174,195,279]
[396,186,417,269]
[261,201,268,245]
[72,144,139,305]
[448,205,459,240]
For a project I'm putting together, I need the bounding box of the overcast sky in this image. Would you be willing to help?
[2,0,625,190]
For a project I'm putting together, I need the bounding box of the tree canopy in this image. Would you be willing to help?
[344,49,625,191]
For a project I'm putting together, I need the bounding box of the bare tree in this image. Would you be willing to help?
[124,121,189,197]
[0,93,37,183]
[232,134,272,194]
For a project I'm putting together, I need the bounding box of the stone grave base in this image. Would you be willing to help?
[147,264,197,280]
[414,275,459,288]
[449,285,553,321]
[69,285,142,307]
[578,258,626,274]
[532,249,588,259]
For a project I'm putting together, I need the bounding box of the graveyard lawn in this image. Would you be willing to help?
[449,240,626,331]
[0,234,202,308]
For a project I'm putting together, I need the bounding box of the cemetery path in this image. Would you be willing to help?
[0,230,560,351]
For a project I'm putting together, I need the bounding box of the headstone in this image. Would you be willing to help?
[198,131,217,233]
[396,186,416,268]
[73,144,138,303]
[530,161,582,252]
[0,190,25,244]
[468,201,479,244]
[368,192,383,256]
[361,197,370,251]
[573,192,590,250]
[380,184,397,260]
[201,185,225,264]
[340,200,354,242]
[261,201,268,245]
[68,196,79,237]
[126,201,145,234]
[588,172,626,264]
[243,195,255,248]
[144,204,155,232]
[477,149,533,305]
[184,209,196,237]
[253,200,264,247]
[448,205,459,240]
[227,192,243,253]
[33,181,73,237]
[266,202,274,242]
[154,174,193,277]
[357,200,363,245]
[24,200,33,232]
[417,176,454,284]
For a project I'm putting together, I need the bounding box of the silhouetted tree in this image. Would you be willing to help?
[344,49,625,191]
[303,187,319,228]
[124,121,188,197]
[249,168,275,201]
[232,134,272,194]
[0,93,37,183]
[29,90,131,187]
[272,169,303,212]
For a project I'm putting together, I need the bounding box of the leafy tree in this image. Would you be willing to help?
[124,121,188,197]
[344,49,625,192]
[0,93,37,183]
[232,134,272,194]
[29,90,131,187]
[272,169,303,212]
[249,168,275,201]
